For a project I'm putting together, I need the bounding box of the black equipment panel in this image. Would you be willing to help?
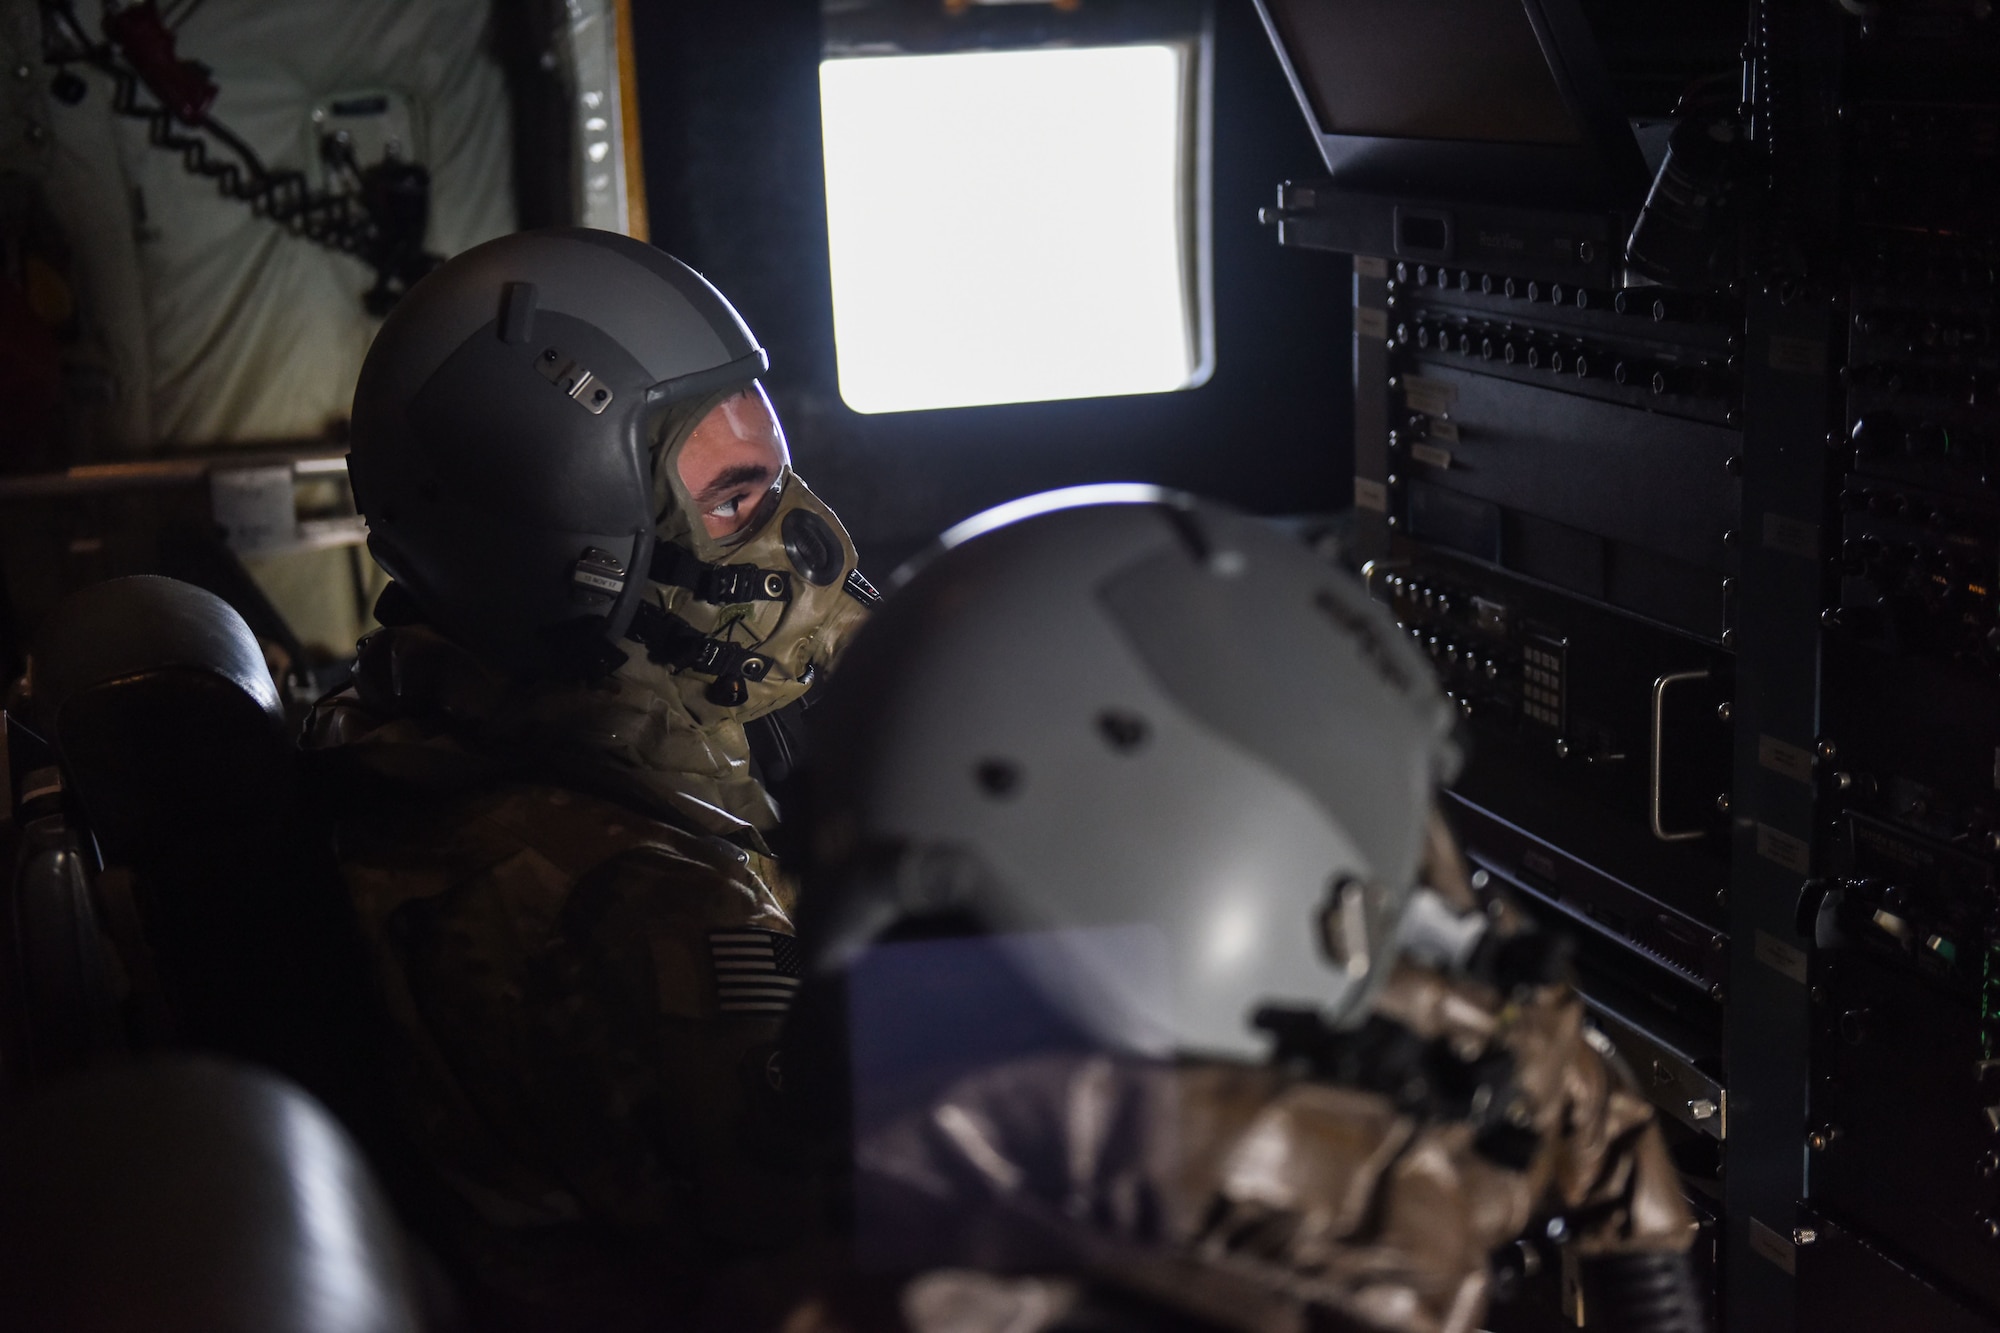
[1793,1205,2000,1333]
[1258,0,2000,1328]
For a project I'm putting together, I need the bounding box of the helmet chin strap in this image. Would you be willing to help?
[623,601,779,708]
[563,542,789,703]
[648,542,795,605]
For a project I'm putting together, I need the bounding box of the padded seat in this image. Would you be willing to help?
[4,577,362,1090]
[26,574,290,869]
[0,1058,424,1333]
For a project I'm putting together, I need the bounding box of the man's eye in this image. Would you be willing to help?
[708,496,742,519]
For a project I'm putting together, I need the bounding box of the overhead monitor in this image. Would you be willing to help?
[1253,0,1647,211]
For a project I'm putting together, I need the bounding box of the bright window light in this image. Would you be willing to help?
[820,45,1209,415]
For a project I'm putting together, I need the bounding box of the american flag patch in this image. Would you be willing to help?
[709,929,802,1015]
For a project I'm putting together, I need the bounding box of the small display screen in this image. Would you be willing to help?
[1263,0,1583,146]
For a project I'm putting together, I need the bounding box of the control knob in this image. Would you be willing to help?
[1868,489,1909,518]
[1850,412,1902,455]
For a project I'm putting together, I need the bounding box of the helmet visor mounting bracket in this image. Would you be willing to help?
[646,347,770,409]
[1320,876,1375,982]
[537,346,614,414]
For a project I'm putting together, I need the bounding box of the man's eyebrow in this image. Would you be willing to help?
[694,462,776,501]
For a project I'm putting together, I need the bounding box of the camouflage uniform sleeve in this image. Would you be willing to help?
[1500,984,1695,1257]
[514,839,805,1244]
[349,788,811,1256]
[845,968,1693,1333]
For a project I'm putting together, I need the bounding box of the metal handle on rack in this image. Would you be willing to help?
[1650,671,1711,842]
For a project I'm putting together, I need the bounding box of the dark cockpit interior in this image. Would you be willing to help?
[2,2,1997,1330]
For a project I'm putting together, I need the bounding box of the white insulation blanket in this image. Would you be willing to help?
[1,0,516,452]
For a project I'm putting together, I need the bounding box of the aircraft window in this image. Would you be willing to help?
[819,43,1212,415]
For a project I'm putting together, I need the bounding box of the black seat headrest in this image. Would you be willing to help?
[28,576,288,864]
[0,1058,424,1333]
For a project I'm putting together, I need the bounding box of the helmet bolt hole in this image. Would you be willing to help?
[974,759,1022,798]
[1096,710,1150,753]
[542,348,558,361]
[593,388,607,402]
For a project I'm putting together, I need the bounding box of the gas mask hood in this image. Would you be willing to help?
[594,383,873,729]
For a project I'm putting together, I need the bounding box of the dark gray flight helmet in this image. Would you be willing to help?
[348,228,768,675]
[802,487,1461,1060]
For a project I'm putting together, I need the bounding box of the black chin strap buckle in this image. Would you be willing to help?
[650,543,791,605]
[626,601,775,708]
[708,564,791,603]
